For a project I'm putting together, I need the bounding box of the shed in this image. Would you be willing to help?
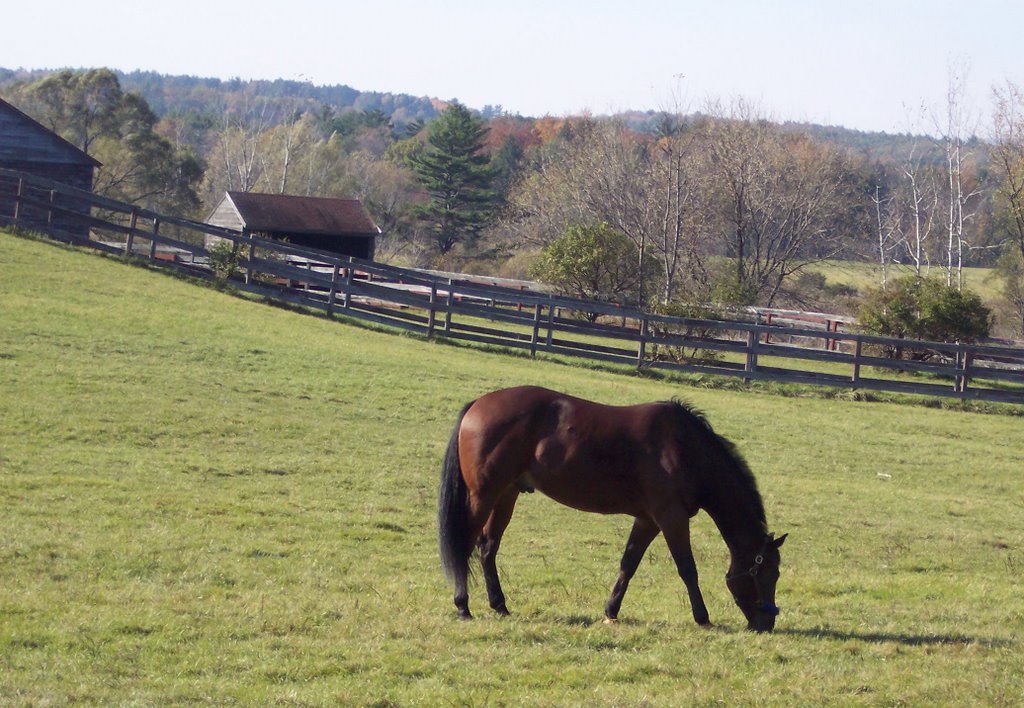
[206,191,380,260]
[0,97,100,238]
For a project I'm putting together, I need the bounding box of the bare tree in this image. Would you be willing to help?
[701,99,861,305]
[935,61,983,289]
[991,81,1024,265]
[897,142,940,278]
[871,183,902,291]
[200,97,278,205]
[990,80,1024,334]
[507,118,715,305]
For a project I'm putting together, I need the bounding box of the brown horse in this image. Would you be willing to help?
[438,386,787,632]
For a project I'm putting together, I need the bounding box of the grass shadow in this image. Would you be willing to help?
[780,626,1015,648]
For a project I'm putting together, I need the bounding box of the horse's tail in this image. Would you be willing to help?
[438,401,475,586]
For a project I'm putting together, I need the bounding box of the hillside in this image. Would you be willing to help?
[1,229,1023,703]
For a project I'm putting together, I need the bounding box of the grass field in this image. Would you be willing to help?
[2,230,1023,705]
[804,260,1003,302]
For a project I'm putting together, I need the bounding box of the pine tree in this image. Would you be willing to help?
[407,102,496,256]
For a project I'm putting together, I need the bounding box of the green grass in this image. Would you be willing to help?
[805,259,1005,306]
[2,230,1023,705]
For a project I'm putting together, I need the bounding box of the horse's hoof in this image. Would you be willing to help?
[603,617,619,625]
[458,611,473,621]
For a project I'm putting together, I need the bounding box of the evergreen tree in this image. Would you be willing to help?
[407,102,496,256]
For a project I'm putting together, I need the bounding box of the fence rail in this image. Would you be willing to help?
[3,166,1023,405]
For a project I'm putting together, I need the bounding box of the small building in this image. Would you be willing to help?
[206,191,380,260]
[0,97,100,238]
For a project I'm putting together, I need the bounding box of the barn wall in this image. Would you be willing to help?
[206,198,244,231]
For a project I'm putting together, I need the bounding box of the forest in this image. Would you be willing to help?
[2,66,1024,338]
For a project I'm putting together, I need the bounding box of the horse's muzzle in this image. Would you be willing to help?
[748,604,779,633]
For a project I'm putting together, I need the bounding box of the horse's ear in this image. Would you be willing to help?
[772,533,788,548]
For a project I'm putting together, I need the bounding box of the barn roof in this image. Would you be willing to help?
[0,97,101,167]
[221,191,380,236]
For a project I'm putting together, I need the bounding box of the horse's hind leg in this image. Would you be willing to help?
[478,489,520,615]
[604,516,660,621]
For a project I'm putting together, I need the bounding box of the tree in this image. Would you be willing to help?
[994,248,1024,336]
[858,275,992,358]
[894,141,940,278]
[935,61,983,289]
[701,101,862,305]
[530,223,659,319]
[870,179,902,291]
[406,102,497,257]
[507,118,713,307]
[990,80,1024,335]
[22,69,202,214]
[200,96,276,204]
[29,69,122,153]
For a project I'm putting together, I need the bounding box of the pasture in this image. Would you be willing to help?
[1,230,1023,705]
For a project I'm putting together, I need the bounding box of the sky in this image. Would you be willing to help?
[3,0,1024,134]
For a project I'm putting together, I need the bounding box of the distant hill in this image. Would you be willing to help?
[1,66,954,163]
[0,67,444,131]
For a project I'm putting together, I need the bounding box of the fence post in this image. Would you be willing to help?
[244,233,256,285]
[327,263,341,315]
[444,279,454,333]
[343,259,355,309]
[427,281,438,336]
[13,178,24,223]
[149,218,160,259]
[852,338,863,386]
[47,190,56,227]
[637,317,649,368]
[744,327,758,382]
[125,208,138,255]
[955,345,972,396]
[530,303,543,358]
[545,297,556,350]
[961,349,973,395]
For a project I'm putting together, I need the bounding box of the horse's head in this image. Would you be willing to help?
[726,533,787,633]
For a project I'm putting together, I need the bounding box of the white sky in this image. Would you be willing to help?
[3,0,1023,134]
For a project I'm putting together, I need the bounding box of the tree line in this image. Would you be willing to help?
[3,66,1024,338]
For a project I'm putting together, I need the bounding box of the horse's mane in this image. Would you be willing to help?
[665,399,767,529]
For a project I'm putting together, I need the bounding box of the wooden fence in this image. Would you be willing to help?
[3,166,1023,405]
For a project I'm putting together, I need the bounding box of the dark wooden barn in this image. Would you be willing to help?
[206,191,380,260]
[0,97,99,238]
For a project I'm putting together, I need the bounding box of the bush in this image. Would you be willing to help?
[208,239,243,282]
[648,302,726,366]
[858,276,992,359]
[530,223,661,317]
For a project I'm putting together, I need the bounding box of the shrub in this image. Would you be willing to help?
[207,238,244,282]
[530,223,661,317]
[648,302,726,366]
[858,276,992,359]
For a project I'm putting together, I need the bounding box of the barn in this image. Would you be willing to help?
[206,191,381,260]
[0,97,99,238]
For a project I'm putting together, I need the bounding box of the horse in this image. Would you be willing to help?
[437,386,787,632]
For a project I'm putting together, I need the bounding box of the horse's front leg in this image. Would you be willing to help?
[478,489,520,615]
[660,516,711,626]
[604,516,660,622]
